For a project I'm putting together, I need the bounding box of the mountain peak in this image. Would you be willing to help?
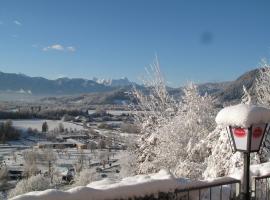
[92,77,132,87]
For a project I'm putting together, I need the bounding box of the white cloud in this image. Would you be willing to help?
[13,20,22,26]
[43,44,76,52]
[43,44,64,51]
[67,46,76,52]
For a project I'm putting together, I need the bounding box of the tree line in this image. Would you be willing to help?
[0,120,20,143]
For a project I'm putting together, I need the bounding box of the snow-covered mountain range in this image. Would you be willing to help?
[0,72,133,95]
[0,68,261,104]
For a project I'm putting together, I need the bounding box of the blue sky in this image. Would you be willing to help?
[0,0,270,86]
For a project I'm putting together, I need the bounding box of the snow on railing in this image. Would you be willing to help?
[11,170,241,200]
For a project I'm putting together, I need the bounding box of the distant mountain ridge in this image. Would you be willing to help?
[0,72,133,95]
[167,68,260,104]
[214,68,260,103]
[0,69,261,104]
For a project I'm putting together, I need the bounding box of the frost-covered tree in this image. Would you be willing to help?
[241,85,252,104]
[131,59,216,178]
[22,150,39,178]
[131,58,270,180]
[255,59,270,105]
[42,148,57,183]
[143,83,215,178]
[130,57,179,137]
[200,127,242,178]
[171,83,216,178]
[131,58,180,174]
[118,151,136,178]
[253,60,270,162]
[0,165,8,187]
[75,168,99,186]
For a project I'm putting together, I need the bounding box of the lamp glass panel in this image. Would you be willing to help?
[231,127,248,151]
[251,124,266,151]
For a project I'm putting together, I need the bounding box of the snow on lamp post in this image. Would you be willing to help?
[216,103,270,200]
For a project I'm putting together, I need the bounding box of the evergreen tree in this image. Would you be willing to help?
[58,123,64,133]
[42,122,48,133]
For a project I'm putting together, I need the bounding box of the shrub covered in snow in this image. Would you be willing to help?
[75,168,99,186]
[8,174,51,198]
[0,165,8,187]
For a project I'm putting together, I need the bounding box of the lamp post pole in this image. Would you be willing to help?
[242,127,252,200]
[242,152,250,200]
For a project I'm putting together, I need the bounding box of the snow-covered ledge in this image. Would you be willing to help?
[11,169,241,200]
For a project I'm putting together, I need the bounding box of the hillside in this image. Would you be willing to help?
[215,68,260,103]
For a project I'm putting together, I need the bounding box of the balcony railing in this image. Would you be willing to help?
[254,173,270,200]
[174,177,241,200]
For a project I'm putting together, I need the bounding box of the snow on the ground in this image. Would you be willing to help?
[87,110,134,116]
[216,104,270,128]
[0,119,86,132]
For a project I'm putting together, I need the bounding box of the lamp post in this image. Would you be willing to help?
[216,104,270,200]
[227,124,268,199]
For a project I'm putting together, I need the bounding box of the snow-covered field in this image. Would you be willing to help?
[118,132,138,140]
[0,145,16,161]
[3,147,120,172]
[88,110,134,116]
[0,116,134,199]
[0,119,86,132]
